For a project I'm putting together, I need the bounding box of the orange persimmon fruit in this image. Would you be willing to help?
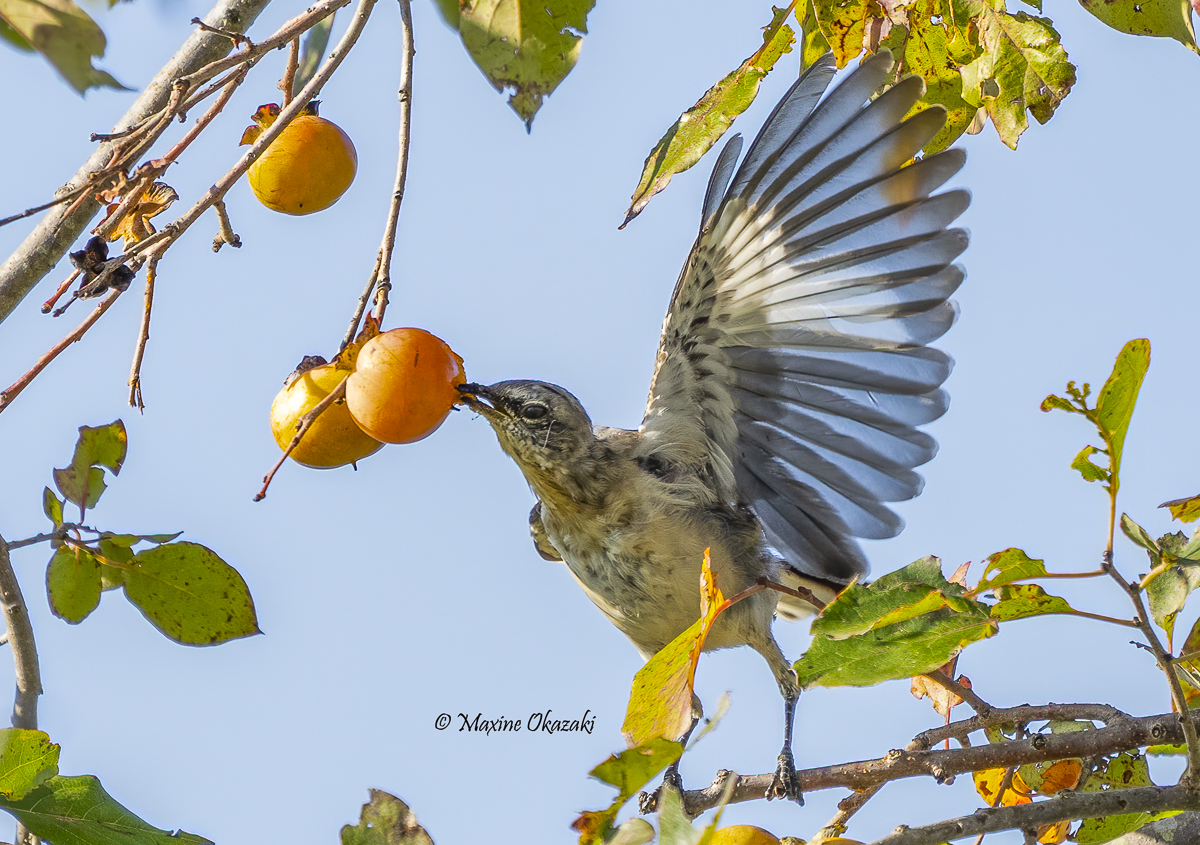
[271,359,383,468]
[345,328,467,444]
[710,826,782,845]
[241,101,357,215]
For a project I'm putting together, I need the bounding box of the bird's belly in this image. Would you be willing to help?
[545,513,768,658]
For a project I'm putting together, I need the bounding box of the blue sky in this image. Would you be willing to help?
[1,2,1198,843]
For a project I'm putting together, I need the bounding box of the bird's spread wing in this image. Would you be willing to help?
[638,50,969,592]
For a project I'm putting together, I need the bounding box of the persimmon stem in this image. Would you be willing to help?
[280,37,300,105]
[254,380,347,501]
[343,0,414,346]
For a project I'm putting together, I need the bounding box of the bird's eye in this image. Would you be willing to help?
[521,403,548,421]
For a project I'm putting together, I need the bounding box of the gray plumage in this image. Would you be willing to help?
[459,49,968,799]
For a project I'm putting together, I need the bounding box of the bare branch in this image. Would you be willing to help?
[676,703,1176,816]
[128,254,160,411]
[0,0,275,322]
[867,784,1200,845]
[0,289,125,414]
[0,534,43,845]
[1104,556,1200,784]
[344,0,415,347]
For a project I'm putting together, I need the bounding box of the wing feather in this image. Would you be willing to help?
[638,50,968,600]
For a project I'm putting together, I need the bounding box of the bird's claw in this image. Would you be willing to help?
[769,749,803,804]
[636,765,685,814]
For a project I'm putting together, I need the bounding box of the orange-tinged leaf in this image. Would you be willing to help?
[948,561,971,586]
[1037,820,1070,844]
[1162,494,1200,523]
[94,182,178,247]
[622,550,729,746]
[910,672,968,717]
[1040,759,1082,793]
[973,768,1032,807]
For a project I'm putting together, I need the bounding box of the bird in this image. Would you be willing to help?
[457,49,969,802]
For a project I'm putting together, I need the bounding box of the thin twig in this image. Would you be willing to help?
[0,289,124,414]
[280,37,300,105]
[0,534,43,845]
[343,0,415,346]
[40,269,80,314]
[0,187,90,229]
[128,254,160,410]
[254,380,347,501]
[211,200,241,252]
[1104,555,1200,786]
[866,784,1200,845]
[190,15,254,47]
[925,670,993,716]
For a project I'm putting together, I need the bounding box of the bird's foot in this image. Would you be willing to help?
[769,748,803,804]
[637,765,685,814]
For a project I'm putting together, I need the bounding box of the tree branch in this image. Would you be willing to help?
[867,784,1200,845]
[343,0,415,347]
[0,0,274,322]
[0,534,43,845]
[676,703,1178,816]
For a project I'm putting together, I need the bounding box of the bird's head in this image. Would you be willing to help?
[457,380,596,478]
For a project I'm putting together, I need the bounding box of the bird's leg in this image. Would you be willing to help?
[753,632,804,804]
[770,683,803,803]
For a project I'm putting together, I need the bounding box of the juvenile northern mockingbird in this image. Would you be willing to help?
[458,50,969,801]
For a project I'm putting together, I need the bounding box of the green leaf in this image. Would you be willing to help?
[0,774,211,845]
[1095,338,1151,486]
[97,534,137,591]
[0,730,59,800]
[590,739,683,804]
[1121,513,1160,554]
[292,13,333,97]
[1147,561,1200,642]
[123,542,260,646]
[989,583,1075,621]
[46,545,101,624]
[902,0,987,153]
[657,784,701,845]
[1070,444,1109,484]
[954,0,1075,148]
[1078,0,1197,52]
[452,0,595,128]
[812,0,869,65]
[621,6,795,226]
[977,548,1048,591]
[0,0,128,93]
[795,557,997,688]
[1075,753,1156,843]
[797,0,832,69]
[1040,394,1077,413]
[42,487,63,533]
[0,14,33,49]
[340,789,434,845]
[1162,494,1200,523]
[53,420,127,511]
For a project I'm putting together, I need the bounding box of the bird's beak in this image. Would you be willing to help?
[457,382,500,417]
